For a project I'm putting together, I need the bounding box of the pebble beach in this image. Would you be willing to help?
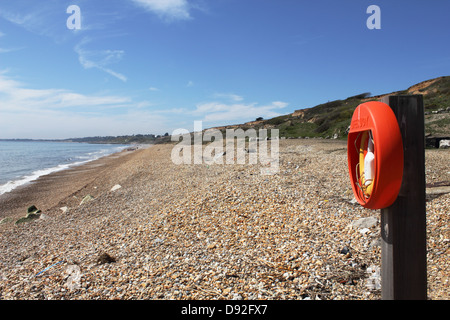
[0,139,448,300]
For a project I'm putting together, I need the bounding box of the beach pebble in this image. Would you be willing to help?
[359,228,371,235]
[39,213,49,221]
[111,184,122,192]
[80,195,94,206]
[351,217,378,230]
[65,264,82,291]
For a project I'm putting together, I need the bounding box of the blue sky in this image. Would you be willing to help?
[0,0,449,139]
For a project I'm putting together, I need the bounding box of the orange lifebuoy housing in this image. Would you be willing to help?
[347,101,403,209]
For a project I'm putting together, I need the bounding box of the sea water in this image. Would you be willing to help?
[0,141,129,195]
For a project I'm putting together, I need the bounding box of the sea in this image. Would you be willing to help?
[0,141,130,195]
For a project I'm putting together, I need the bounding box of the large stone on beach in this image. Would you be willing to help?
[351,216,378,230]
[15,206,42,225]
[65,264,82,291]
[27,205,41,214]
[16,210,41,224]
[111,184,122,192]
[80,195,94,206]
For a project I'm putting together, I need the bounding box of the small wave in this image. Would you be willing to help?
[0,145,128,196]
[0,163,71,195]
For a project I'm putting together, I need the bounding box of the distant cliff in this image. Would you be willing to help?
[211,76,450,140]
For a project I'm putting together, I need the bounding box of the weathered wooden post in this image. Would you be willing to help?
[380,95,427,300]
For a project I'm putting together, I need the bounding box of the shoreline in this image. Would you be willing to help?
[0,144,152,226]
[0,142,152,195]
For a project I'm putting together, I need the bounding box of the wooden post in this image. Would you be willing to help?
[380,95,427,300]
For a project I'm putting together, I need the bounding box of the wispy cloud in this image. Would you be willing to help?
[74,38,127,82]
[193,100,288,125]
[0,108,169,140]
[0,30,24,54]
[0,72,170,139]
[0,72,130,112]
[0,44,25,54]
[0,3,65,40]
[213,92,244,102]
[0,10,39,28]
[131,0,192,21]
[0,48,18,54]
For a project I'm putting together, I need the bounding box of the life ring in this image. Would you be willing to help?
[358,130,374,198]
[347,101,403,209]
